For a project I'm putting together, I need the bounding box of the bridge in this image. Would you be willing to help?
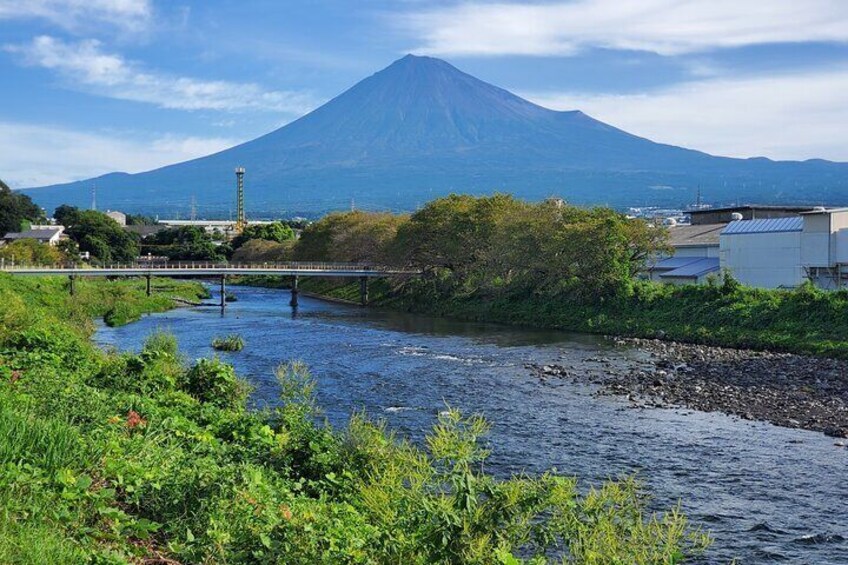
[0,261,419,308]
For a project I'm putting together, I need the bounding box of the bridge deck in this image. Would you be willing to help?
[0,262,418,278]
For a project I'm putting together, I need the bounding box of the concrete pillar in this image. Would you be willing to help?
[360,276,368,307]
[220,275,226,310]
[289,275,299,308]
[69,275,76,296]
[146,274,152,297]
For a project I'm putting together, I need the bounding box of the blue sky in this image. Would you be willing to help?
[1,0,848,187]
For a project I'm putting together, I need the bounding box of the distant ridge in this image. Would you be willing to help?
[22,54,848,216]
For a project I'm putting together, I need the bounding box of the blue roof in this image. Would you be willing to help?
[660,257,720,278]
[652,257,702,270]
[722,217,803,235]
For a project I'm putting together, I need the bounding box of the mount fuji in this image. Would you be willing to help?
[21,54,848,216]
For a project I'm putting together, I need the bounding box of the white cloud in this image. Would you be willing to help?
[0,0,151,32]
[6,36,317,114]
[523,68,848,161]
[398,0,848,57]
[0,121,239,188]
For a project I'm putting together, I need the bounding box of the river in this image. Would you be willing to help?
[95,285,847,564]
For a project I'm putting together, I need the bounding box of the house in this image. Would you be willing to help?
[2,226,65,246]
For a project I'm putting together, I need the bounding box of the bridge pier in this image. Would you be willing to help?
[289,275,299,308]
[146,274,151,297]
[220,275,226,310]
[68,275,76,296]
[359,276,368,307]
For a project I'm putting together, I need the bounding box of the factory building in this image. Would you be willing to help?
[718,208,848,289]
[649,206,848,289]
[719,217,804,288]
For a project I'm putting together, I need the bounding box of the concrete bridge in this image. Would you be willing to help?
[0,261,418,308]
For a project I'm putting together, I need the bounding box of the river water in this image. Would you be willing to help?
[95,285,847,564]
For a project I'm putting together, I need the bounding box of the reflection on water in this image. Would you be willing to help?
[96,285,847,564]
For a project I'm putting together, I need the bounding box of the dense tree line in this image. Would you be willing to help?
[141,226,230,262]
[0,180,44,235]
[295,194,668,302]
[54,206,140,263]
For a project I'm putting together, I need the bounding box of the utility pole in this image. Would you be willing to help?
[91,185,97,211]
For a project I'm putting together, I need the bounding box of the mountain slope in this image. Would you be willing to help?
[21,55,848,216]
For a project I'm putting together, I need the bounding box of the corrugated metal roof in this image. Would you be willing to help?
[652,257,702,270]
[3,228,62,240]
[667,223,724,247]
[660,258,720,278]
[722,217,803,235]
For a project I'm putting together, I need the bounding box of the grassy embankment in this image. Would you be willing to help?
[299,276,848,358]
[0,272,710,563]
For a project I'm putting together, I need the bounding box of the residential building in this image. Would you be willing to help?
[1,226,65,246]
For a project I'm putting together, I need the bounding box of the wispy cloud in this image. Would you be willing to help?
[0,0,152,33]
[5,36,317,114]
[0,121,240,188]
[523,67,848,162]
[397,0,848,57]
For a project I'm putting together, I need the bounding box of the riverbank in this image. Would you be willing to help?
[529,338,848,439]
[297,277,848,358]
[0,274,708,563]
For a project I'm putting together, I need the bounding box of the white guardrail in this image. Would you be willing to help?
[0,260,418,275]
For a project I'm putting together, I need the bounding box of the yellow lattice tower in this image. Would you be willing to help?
[235,167,246,233]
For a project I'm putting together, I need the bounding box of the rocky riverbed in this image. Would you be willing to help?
[528,338,848,440]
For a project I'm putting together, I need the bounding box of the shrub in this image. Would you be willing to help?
[211,334,245,352]
[182,357,249,408]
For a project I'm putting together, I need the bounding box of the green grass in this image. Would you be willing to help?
[212,334,245,352]
[0,273,710,563]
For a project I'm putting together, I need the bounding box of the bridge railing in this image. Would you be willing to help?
[0,260,419,274]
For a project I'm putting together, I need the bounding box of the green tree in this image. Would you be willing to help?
[53,204,82,227]
[231,222,295,249]
[0,181,44,235]
[126,213,157,226]
[142,226,230,261]
[0,239,63,265]
[230,239,294,263]
[295,211,406,264]
[65,210,139,263]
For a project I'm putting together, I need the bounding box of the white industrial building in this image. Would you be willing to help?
[719,217,804,288]
[720,208,848,289]
[648,206,848,289]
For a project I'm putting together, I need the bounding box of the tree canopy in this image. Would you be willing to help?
[295,211,406,264]
[64,209,140,263]
[0,239,64,266]
[53,204,83,227]
[0,182,44,235]
[295,195,667,302]
[141,226,230,262]
[231,222,295,250]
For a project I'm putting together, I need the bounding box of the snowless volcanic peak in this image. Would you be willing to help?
[23,55,848,216]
